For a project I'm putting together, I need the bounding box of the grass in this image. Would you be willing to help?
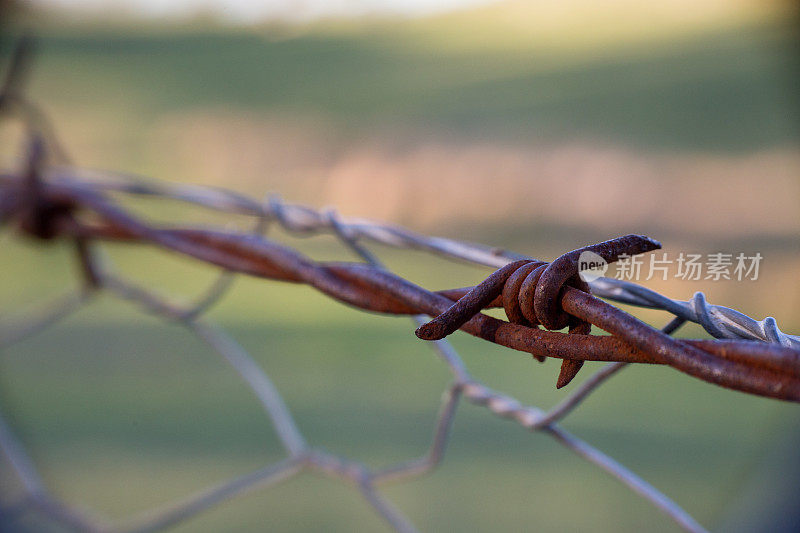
[1,4,799,531]
[2,305,795,532]
[1,231,797,532]
[6,12,797,154]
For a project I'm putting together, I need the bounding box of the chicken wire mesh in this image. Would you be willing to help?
[1,36,799,533]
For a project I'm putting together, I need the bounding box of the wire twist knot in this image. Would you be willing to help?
[416,235,661,387]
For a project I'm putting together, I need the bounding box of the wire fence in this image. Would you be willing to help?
[1,37,799,533]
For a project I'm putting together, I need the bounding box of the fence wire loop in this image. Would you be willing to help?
[1,37,798,533]
[416,235,662,388]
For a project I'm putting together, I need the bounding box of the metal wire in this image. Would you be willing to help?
[4,167,798,399]
[4,142,800,533]
[30,166,799,349]
[0,253,710,533]
[1,38,798,533]
[3,169,798,531]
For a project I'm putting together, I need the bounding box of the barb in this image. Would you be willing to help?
[326,207,705,533]
[1,39,796,533]
[0,154,794,533]
[535,316,685,428]
[4,167,795,349]
[3,171,797,400]
[590,277,799,348]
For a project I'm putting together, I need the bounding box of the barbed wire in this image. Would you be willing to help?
[1,36,798,533]
[38,166,799,350]
[0,228,708,533]
[4,164,798,399]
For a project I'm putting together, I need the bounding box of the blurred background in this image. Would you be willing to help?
[1,0,799,531]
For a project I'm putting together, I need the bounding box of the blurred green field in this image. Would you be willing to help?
[16,13,800,157]
[1,233,798,533]
[2,2,800,532]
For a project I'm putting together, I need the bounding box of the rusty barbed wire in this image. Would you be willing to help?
[2,164,798,401]
[1,36,798,533]
[25,165,797,350]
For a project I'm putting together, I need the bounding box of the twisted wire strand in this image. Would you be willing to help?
[18,168,796,349]
[2,170,798,401]
[103,271,706,533]
[0,38,783,533]
[589,278,799,348]
[324,209,708,531]
[0,185,714,533]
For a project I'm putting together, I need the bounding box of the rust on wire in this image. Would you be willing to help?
[2,168,800,402]
[415,235,661,387]
[1,37,797,533]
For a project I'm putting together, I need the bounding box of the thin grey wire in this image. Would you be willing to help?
[326,209,707,532]
[0,56,788,532]
[2,177,794,532]
[0,217,710,533]
[25,168,797,348]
